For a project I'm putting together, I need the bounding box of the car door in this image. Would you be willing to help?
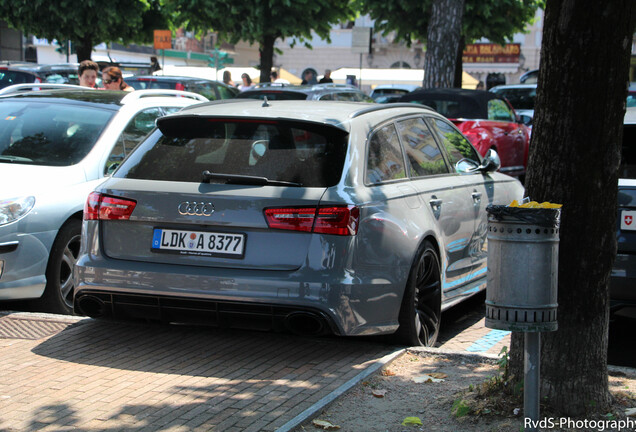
[423,116,501,298]
[394,116,478,299]
[486,98,527,174]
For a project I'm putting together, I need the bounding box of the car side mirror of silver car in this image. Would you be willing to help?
[479,148,501,173]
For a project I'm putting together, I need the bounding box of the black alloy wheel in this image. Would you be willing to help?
[41,219,81,314]
[395,241,442,347]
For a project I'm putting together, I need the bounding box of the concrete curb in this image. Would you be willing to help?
[276,347,406,432]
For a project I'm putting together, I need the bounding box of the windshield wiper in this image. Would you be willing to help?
[201,170,302,187]
[0,155,33,163]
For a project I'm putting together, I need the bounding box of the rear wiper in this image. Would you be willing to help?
[0,155,33,163]
[201,170,302,187]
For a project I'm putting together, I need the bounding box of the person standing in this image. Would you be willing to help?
[319,69,333,84]
[78,60,99,88]
[238,73,255,91]
[223,70,235,87]
[150,56,161,73]
[102,66,134,92]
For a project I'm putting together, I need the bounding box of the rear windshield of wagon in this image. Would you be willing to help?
[115,118,349,187]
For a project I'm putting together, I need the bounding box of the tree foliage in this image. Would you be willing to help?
[166,0,356,83]
[0,0,169,61]
[360,0,542,47]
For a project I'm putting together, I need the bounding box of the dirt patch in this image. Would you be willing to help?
[294,349,636,432]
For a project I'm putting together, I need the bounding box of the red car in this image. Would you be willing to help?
[399,88,531,180]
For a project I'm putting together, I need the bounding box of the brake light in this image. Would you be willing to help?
[264,206,358,236]
[84,192,137,220]
[314,206,359,235]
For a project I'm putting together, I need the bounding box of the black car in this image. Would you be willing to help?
[125,75,239,101]
[236,83,374,102]
[0,63,80,89]
[613,107,636,315]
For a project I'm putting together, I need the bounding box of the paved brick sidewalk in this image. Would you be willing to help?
[0,312,397,432]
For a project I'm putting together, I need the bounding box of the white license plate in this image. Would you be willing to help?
[152,228,245,257]
[621,210,636,231]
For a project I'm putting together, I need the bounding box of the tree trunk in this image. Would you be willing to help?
[453,35,465,88]
[422,0,465,89]
[259,34,276,84]
[75,35,94,62]
[508,0,635,416]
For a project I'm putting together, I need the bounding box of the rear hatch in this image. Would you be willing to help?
[94,115,350,271]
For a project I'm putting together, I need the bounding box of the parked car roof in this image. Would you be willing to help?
[399,88,506,119]
[126,75,239,100]
[236,83,373,102]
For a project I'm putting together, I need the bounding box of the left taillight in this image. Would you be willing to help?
[84,192,137,220]
[264,206,359,236]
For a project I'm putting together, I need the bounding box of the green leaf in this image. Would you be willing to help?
[401,416,423,426]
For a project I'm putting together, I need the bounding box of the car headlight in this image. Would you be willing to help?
[0,196,36,226]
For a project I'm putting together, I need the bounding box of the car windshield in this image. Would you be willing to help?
[115,118,348,187]
[493,88,536,110]
[0,101,114,166]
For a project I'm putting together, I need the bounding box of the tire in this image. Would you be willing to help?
[394,240,442,347]
[41,219,81,314]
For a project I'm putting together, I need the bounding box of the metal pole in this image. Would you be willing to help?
[359,53,363,88]
[524,332,541,431]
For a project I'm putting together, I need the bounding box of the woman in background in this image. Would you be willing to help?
[102,66,134,92]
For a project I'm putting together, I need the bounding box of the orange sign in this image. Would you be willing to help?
[462,43,520,63]
[154,30,172,50]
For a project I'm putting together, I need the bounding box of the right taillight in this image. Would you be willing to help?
[264,206,358,236]
[84,192,137,221]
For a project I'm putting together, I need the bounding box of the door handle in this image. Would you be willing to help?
[429,198,443,218]
[472,192,482,203]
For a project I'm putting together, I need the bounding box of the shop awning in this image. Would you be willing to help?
[462,63,520,74]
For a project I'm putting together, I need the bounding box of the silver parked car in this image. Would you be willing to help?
[0,88,207,314]
[74,100,523,346]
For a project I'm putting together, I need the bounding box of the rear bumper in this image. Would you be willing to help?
[73,255,408,336]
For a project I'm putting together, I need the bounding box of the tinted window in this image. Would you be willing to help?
[621,124,636,179]
[0,70,36,88]
[493,88,536,110]
[487,99,515,122]
[366,123,406,184]
[396,118,449,177]
[106,107,163,174]
[116,119,348,187]
[189,82,217,100]
[428,118,480,171]
[0,101,114,166]
[217,85,238,99]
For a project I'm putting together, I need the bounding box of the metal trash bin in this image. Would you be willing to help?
[485,205,561,332]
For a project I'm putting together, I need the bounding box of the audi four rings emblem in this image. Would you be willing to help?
[178,202,215,216]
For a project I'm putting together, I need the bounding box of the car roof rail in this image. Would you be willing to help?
[0,83,89,96]
[350,103,436,118]
[120,89,209,104]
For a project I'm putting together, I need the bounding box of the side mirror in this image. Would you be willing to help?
[479,148,501,173]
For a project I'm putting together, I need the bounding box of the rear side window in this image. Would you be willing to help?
[621,124,636,179]
[487,99,515,122]
[366,123,406,184]
[218,85,238,99]
[396,118,449,177]
[428,118,481,170]
[115,119,348,187]
[0,70,36,88]
[0,101,114,166]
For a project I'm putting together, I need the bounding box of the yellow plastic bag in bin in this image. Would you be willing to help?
[509,200,562,209]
